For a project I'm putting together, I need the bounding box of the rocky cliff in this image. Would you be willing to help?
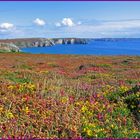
[0,38,88,52]
[14,38,87,48]
[0,42,20,52]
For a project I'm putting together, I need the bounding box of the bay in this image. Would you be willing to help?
[21,39,140,55]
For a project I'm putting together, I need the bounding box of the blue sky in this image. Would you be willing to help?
[0,2,140,38]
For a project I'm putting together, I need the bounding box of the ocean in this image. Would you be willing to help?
[21,39,140,55]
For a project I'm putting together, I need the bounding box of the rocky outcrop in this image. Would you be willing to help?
[15,38,87,48]
[0,38,88,52]
[0,43,20,52]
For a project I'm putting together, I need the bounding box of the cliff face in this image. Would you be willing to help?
[14,38,87,48]
[0,43,20,52]
[0,38,88,52]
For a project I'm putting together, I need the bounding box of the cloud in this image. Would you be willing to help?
[55,18,82,27]
[56,18,75,27]
[0,22,15,38]
[0,23,14,30]
[61,18,74,27]
[61,19,140,38]
[99,19,140,31]
[1,19,140,39]
[33,18,46,26]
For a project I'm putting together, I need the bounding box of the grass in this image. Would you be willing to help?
[0,50,10,53]
[0,53,139,138]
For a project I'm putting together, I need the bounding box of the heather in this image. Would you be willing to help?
[0,53,140,138]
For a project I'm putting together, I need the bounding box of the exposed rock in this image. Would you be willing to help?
[54,39,63,44]
[0,43,20,52]
[0,38,88,48]
[78,64,94,71]
[0,38,89,52]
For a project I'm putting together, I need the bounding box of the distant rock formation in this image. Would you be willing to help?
[0,42,20,52]
[0,38,88,52]
[14,38,87,48]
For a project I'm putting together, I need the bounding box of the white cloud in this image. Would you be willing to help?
[34,18,46,26]
[0,23,15,38]
[0,23,14,30]
[55,18,82,28]
[100,19,140,31]
[61,18,74,27]
[62,19,140,38]
[1,19,140,38]
[55,18,75,27]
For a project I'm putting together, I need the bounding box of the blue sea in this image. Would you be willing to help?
[21,39,140,55]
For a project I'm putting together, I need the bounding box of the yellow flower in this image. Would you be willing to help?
[23,107,30,114]
[101,128,104,131]
[19,84,24,92]
[75,101,83,106]
[6,111,14,119]
[86,129,93,137]
[95,134,98,137]
[8,85,14,90]
[111,124,114,128]
[81,106,88,113]
[83,128,87,132]
[85,101,90,105]
[119,86,128,92]
[61,97,68,103]
[89,123,96,128]
[44,70,49,74]
[0,107,3,113]
[28,83,35,91]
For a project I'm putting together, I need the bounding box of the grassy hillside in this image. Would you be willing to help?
[0,53,140,138]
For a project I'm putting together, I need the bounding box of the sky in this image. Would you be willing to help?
[1,2,140,38]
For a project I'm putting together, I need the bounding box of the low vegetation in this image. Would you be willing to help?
[0,53,139,138]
